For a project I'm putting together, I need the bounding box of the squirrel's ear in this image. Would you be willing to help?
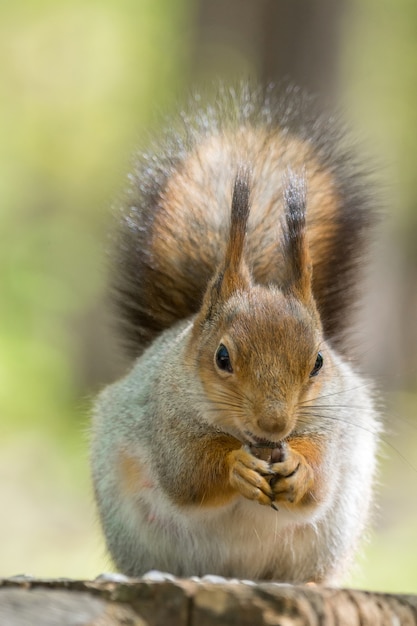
[197,167,252,323]
[280,171,314,307]
[219,165,252,297]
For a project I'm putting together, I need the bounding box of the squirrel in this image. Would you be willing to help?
[91,84,380,584]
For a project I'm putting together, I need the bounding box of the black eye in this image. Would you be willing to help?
[215,344,233,373]
[310,352,323,377]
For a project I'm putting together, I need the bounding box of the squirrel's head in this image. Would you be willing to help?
[188,167,326,445]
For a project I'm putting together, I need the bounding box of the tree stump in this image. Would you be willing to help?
[2,575,417,626]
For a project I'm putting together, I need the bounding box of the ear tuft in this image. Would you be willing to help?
[214,164,252,300]
[192,167,252,332]
[281,170,313,304]
[225,165,252,274]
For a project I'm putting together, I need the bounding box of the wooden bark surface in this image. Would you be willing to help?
[1,576,417,626]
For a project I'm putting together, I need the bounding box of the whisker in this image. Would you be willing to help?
[377,441,417,474]
[298,410,417,474]
[301,404,372,411]
[298,382,374,405]
[297,410,380,435]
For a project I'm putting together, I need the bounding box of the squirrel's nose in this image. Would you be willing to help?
[256,406,293,438]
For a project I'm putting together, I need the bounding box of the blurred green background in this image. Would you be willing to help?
[1,0,417,591]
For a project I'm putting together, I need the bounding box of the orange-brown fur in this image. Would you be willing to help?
[118,450,155,495]
[118,451,143,495]
[163,433,242,508]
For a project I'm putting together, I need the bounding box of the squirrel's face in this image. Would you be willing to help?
[192,286,326,445]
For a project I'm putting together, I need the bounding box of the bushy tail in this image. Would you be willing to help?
[111,84,375,358]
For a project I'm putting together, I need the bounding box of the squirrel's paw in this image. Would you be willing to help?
[270,447,314,505]
[227,447,275,506]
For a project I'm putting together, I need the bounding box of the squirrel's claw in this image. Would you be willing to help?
[228,448,275,506]
[270,449,314,505]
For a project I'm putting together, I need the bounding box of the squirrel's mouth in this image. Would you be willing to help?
[243,430,282,448]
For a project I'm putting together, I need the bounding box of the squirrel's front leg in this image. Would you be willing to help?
[269,435,325,507]
[155,434,276,508]
[155,433,325,510]
[227,438,323,509]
